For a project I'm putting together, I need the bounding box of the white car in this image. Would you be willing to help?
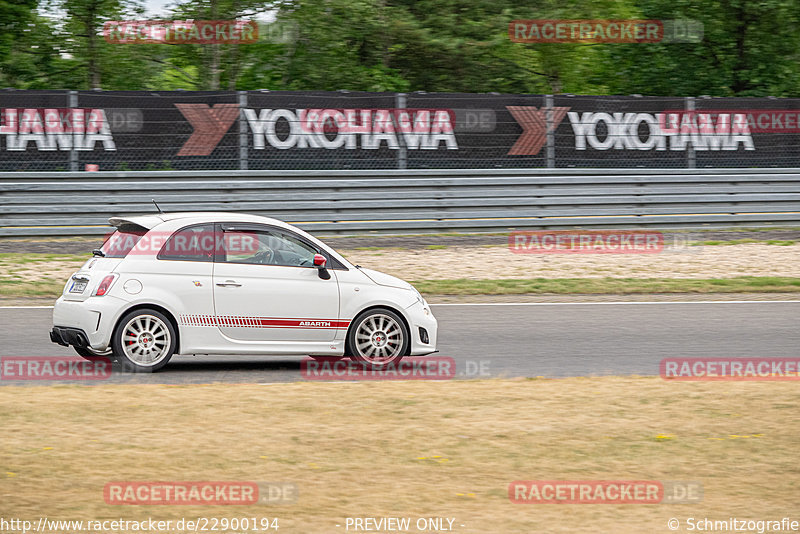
[50,212,437,372]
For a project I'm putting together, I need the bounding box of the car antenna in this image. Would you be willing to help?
[152,199,164,214]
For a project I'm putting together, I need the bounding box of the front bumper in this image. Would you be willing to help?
[405,300,438,356]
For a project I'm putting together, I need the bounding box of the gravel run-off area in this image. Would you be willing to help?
[344,243,800,280]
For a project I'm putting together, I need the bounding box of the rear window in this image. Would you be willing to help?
[100,224,148,258]
[157,224,217,262]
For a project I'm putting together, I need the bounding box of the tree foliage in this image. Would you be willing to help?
[1,0,799,96]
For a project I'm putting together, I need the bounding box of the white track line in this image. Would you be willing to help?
[1,301,800,310]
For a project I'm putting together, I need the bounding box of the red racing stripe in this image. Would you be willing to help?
[181,314,350,329]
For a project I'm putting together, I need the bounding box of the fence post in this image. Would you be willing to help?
[545,94,555,168]
[69,90,78,171]
[395,92,407,170]
[686,96,695,169]
[238,91,248,170]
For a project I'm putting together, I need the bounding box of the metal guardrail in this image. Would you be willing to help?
[1,169,800,237]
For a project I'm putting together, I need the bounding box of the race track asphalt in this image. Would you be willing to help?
[1,301,797,385]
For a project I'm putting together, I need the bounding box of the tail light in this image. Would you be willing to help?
[94,274,118,296]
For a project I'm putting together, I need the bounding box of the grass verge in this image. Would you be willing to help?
[0,378,797,533]
[0,254,86,298]
[4,276,800,299]
[693,239,796,246]
[0,252,88,263]
[411,277,800,296]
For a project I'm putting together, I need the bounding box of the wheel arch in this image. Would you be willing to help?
[113,303,181,354]
[345,304,412,356]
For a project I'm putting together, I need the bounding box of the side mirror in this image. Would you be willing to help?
[314,254,331,280]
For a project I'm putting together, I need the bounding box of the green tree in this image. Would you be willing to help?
[5,0,800,96]
[0,0,40,86]
[164,0,286,90]
[601,0,800,96]
[0,0,37,59]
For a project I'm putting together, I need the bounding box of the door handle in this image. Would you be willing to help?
[216,280,242,287]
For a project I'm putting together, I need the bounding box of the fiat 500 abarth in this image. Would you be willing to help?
[50,213,437,372]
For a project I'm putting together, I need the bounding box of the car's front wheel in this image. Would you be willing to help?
[347,308,409,367]
[111,309,176,372]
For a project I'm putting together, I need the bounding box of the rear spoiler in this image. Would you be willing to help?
[108,215,165,230]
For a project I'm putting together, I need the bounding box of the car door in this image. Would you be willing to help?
[212,223,342,343]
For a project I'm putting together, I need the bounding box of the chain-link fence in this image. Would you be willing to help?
[1,90,798,171]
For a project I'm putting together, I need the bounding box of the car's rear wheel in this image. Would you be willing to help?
[74,346,113,362]
[111,309,176,372]
[347,309,408,367]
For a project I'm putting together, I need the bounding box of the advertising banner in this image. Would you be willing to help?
[1,90,798,170]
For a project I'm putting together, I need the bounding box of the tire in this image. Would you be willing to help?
[346,308,409,367]
[111,308,176,373]
[74,346,114,362]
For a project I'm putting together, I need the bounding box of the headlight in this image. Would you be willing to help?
[410,285,423,303]
[410,285,430,313]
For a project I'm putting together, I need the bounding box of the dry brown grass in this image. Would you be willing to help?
[1,377,798,533]
[4,247,800,300]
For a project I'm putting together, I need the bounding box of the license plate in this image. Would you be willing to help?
[69,281,88,293]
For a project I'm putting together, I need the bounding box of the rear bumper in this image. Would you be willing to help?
[52,295,125,351]
[50,326,90,349]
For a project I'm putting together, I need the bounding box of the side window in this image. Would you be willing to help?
[221,228,319,268]
[157,223,217,262]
